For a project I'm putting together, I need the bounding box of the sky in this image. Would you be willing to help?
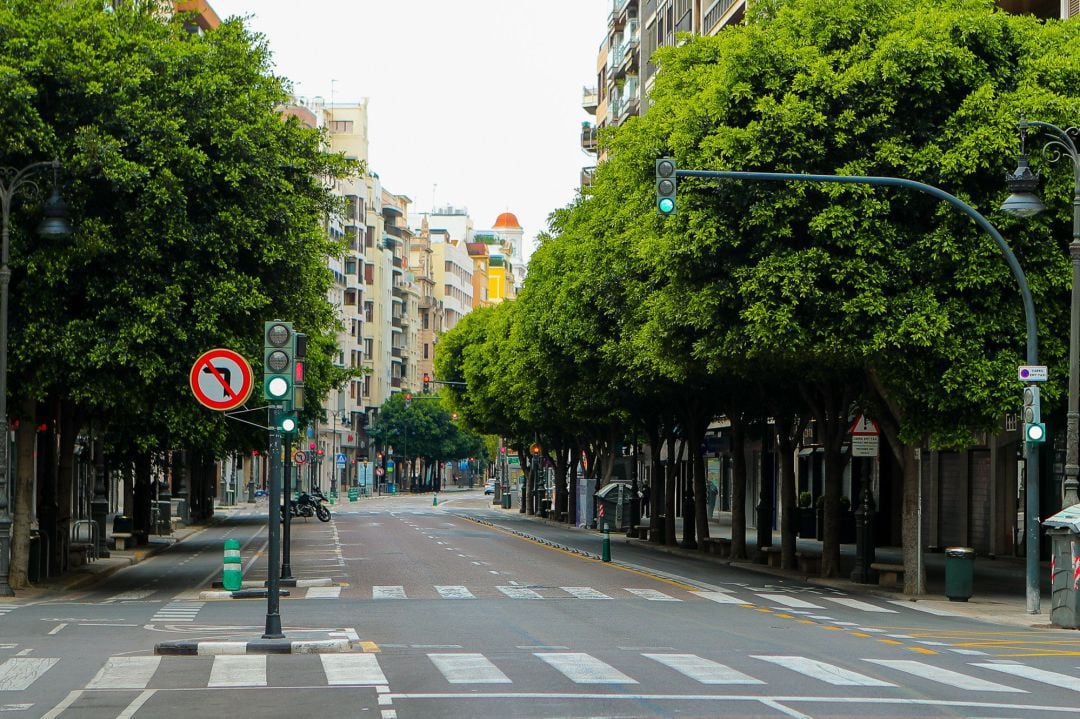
[208,0,611,259]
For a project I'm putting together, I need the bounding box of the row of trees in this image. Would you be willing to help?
[3,1,357,588]
[437,0,1080,590]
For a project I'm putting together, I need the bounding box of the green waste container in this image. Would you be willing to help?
[944,546,975,602]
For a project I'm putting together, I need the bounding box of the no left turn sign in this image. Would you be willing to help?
[190,348,254,411]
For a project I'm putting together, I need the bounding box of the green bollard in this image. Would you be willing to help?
[602,526,611,562]
[433,493,438,507]
[222,538,242,591]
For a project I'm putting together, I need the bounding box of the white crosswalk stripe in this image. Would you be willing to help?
[0,658,59,691]
[152,601,204,622]
[643,653,764,684]
[624,588,680,601]
[0,606,14,617]
[87,657,160,690]
[321,653,387,685]
[435,586,475,599]
[209,656,266,687]
[429,653,511,684]
[497,586,543,600]
[972,662,1080,689]
[536,652,637,684]
[103,590,156,603]
[560,587,612,600]
[864,659,1024,692]
[372,586,407,599]
[824,597,897,613]
[752,655,895,686]
[756,594,823,609]
[692,591,749,604]
[305,587,341,599]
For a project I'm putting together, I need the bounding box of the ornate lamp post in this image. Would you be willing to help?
[1002,116,1080,508]
[0,160,71,596]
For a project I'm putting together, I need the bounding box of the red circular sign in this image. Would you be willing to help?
[293,451,307,465]
[189,348,254,411]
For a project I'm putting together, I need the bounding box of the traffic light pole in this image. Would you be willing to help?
[263,404,284,639]
[674,166,1041,612]
[280,434,293,581]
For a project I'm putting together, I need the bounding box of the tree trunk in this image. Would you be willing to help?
[664,429,678,546]
[646,418,663,540]
[776,415,798,570]
[9,397,37,589]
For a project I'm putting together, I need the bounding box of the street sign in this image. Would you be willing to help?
[336,453,347,467]
[849,414,880,458]
[1018,365,1049,382]
[375,467,385,477]
[293,451,307,465]
[189,348,254,411]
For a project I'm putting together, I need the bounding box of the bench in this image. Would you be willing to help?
[760,545,782,568]
[870,562,905,589]
[796,552,820,575]
[702,537,731,557]
[112,533,134,550]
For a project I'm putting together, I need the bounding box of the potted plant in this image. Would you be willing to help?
[798,492,816,538]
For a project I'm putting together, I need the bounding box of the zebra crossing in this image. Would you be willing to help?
[5,651,1078,696]
[151,601,205,622]
[0,605,15,618]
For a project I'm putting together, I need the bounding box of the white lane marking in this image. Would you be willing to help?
[693,591,750,604]
[755,594,822,609]
[87,657,161,690]
[535,653,637,684]
[889,601,962,616]
[209,655,266,687]
[561,587,612,600]
[373,586,407,600]
[104,590,156,603]
[624,588,680,601]
[864,659,1024,692]
[435,586,475,599]
[305,587,341,599]
[428,653,511,684]
[972,662,1080,689]
[116,690,155,719]
[39,690,83,719]
[950,649,989,656]
[321,653,388,685]
[643,654,764,685]
[47,624,66,635]
[824,597,897,613]
[752,656,894,686]
[151,601,203,622]
[498,586,543,600]
[0,658,59,691]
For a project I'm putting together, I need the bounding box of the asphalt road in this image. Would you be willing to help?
[4,490,1080,719]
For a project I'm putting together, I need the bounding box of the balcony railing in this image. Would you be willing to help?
[581,123,598,153]
[582,86,598,114]
[391,346,402,358]
[581,166,595,187]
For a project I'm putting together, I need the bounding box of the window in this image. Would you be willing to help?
[424,343,429,359]
[364,338,373,357]
[364,301,374,323]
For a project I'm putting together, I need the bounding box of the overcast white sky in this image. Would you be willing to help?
[209,0,611,258]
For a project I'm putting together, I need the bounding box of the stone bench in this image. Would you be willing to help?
[702,537,731,557]
[112,533,134,551]
[759,545,782,568]
[870,562,905,589]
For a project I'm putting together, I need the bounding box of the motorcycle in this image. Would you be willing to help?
[279,488,332,522]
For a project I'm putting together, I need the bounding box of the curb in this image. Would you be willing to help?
[155,638,351,656]
[210,577,334,590]
[199,589,291,600]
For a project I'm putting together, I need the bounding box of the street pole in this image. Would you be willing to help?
[280,434,293,581]
[678,167,1041,613]
[264,405,284,638]
[0,160,69,596]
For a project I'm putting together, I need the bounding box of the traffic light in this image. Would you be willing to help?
[278,411,299,435]
[1023,385,1046,443]
[293,332,307,410]
[423,372,431,394]
[263,320,294,402]
[404,393,412,406]
[656,157,677,216]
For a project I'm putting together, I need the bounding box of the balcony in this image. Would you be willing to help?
[391,346,402,359]
[391,316,402,328]
[582,86,598,115]
[391,376,402,388]
[581,166,595,188]
[581,123,598,153]
[703,0,746,35]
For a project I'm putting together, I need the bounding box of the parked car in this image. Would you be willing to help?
[484,480,496,495]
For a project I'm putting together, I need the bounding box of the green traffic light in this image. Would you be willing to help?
[1025,423,1046,442]
[658,198,675,214]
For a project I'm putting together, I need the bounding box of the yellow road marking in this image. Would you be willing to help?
[878,639,904,646]
[849,632,871,638]
[775,613,793,619]
[359,641,380,653]
[908,646,938,655]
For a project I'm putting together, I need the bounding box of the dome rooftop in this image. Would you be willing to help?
[493,212,521,229]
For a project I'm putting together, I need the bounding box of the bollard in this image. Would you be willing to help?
[222,538,242,591]
[433,493,438,507]
[602,526,611,562]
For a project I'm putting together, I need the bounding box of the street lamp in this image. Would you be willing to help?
[0,160,71,596]
[1002,116,1080,508]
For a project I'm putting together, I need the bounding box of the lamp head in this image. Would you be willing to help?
[37,182,72,240]
[1001,153,1046,218]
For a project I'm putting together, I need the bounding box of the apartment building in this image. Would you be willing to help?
[410,217,443,385]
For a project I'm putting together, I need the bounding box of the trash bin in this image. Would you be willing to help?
[156,500,171,535]
[944,546,975,602]
[594,482,633,531]
[1043,503,1080,628]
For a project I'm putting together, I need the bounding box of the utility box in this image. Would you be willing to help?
[1043,503,1080,629]
[595,482,633,531]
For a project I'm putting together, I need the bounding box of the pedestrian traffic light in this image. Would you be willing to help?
[656,157,677,215]
[423,372,431,394]
[278,411,299,435]
[1023,385,1046,442]
[263,320,294,401]
[292,332,307,410]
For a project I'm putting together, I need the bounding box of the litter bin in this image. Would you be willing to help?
[1043,503,1080,628]
[27,530,41,583]
[944,546,975,602]
[156,500,172,535]
[594,482,633,531]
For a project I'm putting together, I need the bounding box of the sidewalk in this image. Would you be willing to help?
[615,509,1057,630]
